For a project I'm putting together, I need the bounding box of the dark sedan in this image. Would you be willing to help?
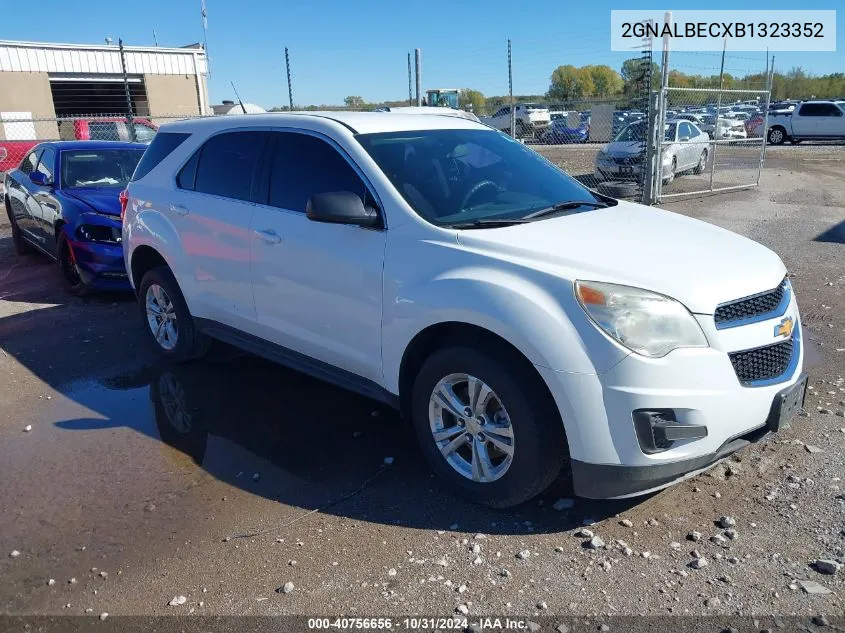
[4,141,146,295]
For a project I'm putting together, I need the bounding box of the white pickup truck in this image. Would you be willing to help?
[766,100,845,145]
[480,103,551,139]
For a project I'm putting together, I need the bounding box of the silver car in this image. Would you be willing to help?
[595,119,710,185]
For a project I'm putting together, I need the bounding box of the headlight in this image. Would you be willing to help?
[575,280,708,358]
[77,224,122,244]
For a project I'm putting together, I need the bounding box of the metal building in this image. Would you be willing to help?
[0,39,209,140]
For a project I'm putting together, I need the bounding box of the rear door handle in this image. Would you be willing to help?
[170,204,189,216]
[254,228,281,244]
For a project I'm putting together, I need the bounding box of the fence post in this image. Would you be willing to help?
[415,49,422,106]
[285,47,294,111]
[508,39,516,139]
[118,39,137,142]
[643,91,660,205]
[654,11,671,201]
[709,37,727,192]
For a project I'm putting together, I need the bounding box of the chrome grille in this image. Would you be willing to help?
[714,278,788,328]
[729,337,794,386]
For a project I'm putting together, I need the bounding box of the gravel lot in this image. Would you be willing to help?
[1,145,844,629]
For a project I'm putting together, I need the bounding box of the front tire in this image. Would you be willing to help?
[410,346,566,508]
[57,232,92,296]
[138,266,210,362]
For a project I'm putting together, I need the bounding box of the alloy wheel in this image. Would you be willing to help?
[145,284,179,351]
[428,373,514,483]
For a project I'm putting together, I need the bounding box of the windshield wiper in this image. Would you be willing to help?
[521,201,608,220]
[446,218,533,229]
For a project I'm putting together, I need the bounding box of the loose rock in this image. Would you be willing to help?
[526,622,541,633]
[688,531,702,542]
[47,579,55,586]
[456,604,469,615]
[517,550,531,560]
[576,528,594,538]
[710,534,728,545]
[813,559,842,575]
[718,516,736,528]
[804,444,823,454]
[23,425,32,433]
[9,550,20,558]
[536,601,548,610]
[704,597,720,607]
[724,529,738,540]
[797,580,832,595]
[619,519,633,528]
[586,536,605,550]
[168,596,187,606]
[99,613,108,621]
[689,557,708,569]
[279,582,295,594]
[555,625,570,633]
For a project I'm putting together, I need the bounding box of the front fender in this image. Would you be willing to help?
[382,266,628,394]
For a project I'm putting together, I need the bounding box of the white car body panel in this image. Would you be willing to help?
[124,111,804,500]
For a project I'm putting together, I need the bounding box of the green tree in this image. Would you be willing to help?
[621,58,661,97]
[584,65,623,97]
[547,65,594,102]
[459,89,486,114]
[344,95,365,108]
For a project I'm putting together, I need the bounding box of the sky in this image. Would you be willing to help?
[5,0,843,108]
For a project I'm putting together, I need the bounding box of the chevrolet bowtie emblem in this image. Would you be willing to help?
[774,316,794,339]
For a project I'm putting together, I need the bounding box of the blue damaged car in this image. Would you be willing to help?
[4,141,146,295]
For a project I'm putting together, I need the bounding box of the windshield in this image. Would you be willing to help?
[356,129,605,226]
[61,149,145,189]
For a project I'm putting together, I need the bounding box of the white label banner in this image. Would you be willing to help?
[611,10,836,52]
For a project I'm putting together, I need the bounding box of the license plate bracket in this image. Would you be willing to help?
[767,373,808,432]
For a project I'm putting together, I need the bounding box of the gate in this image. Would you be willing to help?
[655,87,771,200]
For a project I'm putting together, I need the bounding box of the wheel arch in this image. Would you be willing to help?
[397,321,567,447]
[130,245,171,292]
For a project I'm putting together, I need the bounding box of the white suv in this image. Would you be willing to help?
[123,112,806,507]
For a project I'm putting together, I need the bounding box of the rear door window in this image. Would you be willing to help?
[193,131,268,202]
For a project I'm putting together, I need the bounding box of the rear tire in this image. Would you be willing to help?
[410,345,567,508]
[693,149,708,174]
[5,196,30,255]
[767,126,786,145]
[138,266,210,362]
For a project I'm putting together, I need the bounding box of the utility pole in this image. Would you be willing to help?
[118,39,137,142]
[414,48,422,106]
[285,47,294,111]
[407,53,413,106]
[508,39,515,139]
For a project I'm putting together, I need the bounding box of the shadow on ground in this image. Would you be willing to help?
[49,346,645,536]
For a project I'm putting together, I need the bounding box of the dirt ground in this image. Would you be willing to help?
[0,145,844,631]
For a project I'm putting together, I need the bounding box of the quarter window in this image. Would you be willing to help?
[194,131,268,202]
[36,148,55,182]
[19,150,41,175]
[267,133,370,213]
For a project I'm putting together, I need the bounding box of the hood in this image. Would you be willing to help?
[64,187,123,216]
[604,141,644,157]
[456,201,785,314]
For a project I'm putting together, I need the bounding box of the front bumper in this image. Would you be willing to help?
[537,297,805,498]
[71,240,132,290]
[595,156,644,180]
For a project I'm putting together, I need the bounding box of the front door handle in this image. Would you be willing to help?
[254,228,281,244]
[170,204,189,216]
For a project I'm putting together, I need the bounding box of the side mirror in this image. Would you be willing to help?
[29,171,50,187]
[679,135,691,142]
[306,191,380,227]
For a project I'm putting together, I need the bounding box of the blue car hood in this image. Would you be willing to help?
[64,187,123,216]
